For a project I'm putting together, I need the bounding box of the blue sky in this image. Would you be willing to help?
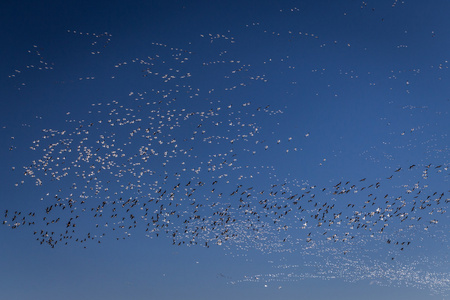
[1,0,449,299]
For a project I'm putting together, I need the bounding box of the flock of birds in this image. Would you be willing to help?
[2,0,449,296]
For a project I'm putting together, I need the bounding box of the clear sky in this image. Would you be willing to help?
[0,1,449,299]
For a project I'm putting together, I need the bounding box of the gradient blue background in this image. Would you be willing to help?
[1,0,449,299]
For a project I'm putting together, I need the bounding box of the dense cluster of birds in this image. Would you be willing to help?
[2,0,449,295]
